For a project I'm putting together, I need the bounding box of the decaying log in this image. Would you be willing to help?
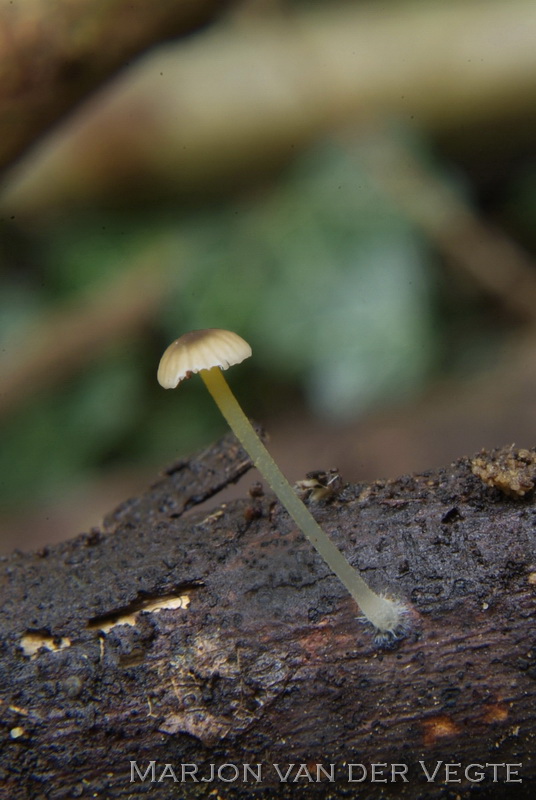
[0,434,535,799]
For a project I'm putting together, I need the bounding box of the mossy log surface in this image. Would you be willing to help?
[0,434,535,799]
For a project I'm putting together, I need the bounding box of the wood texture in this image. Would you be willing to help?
[0,436,534,798]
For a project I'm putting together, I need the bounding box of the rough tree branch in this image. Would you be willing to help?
[0,435,534,798]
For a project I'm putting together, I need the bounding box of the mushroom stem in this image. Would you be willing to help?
[200,366,403,635]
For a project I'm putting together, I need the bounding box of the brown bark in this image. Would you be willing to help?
[0,0,230,172]
[0,435,535,799]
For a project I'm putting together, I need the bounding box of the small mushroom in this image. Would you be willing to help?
[158,328,407,639]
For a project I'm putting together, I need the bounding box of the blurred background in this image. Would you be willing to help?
[1,0,536,554]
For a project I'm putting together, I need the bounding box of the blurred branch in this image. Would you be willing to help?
[0,241,174,418]
[358,130,536,324]
[3,0,536,212]
[0,0,231,172]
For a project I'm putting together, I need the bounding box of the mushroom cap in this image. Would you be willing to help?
[157,328,252,388]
